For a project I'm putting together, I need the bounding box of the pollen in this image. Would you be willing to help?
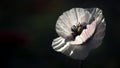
[77,26,81,32]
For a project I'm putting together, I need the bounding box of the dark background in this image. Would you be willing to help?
[1,0,120,68]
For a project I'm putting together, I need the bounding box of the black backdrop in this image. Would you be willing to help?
[1,0,120,68]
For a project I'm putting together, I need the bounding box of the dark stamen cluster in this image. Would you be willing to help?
[71,23,87,39]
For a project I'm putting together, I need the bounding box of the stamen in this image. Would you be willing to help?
[71,25,77,32]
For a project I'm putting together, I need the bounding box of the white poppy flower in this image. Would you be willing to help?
[52,8,106,60]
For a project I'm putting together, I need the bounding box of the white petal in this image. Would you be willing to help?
[52,37,70,52]
[70,45,91,60]
[76,8,91,24]
[87,18,106,49]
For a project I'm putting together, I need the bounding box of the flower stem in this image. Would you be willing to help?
[78,60,84,68]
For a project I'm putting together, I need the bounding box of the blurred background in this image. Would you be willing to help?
[0,0,120,68]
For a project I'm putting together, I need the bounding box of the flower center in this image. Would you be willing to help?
[71,23,87,39]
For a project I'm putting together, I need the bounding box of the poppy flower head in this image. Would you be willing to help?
[52,8,106,60]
